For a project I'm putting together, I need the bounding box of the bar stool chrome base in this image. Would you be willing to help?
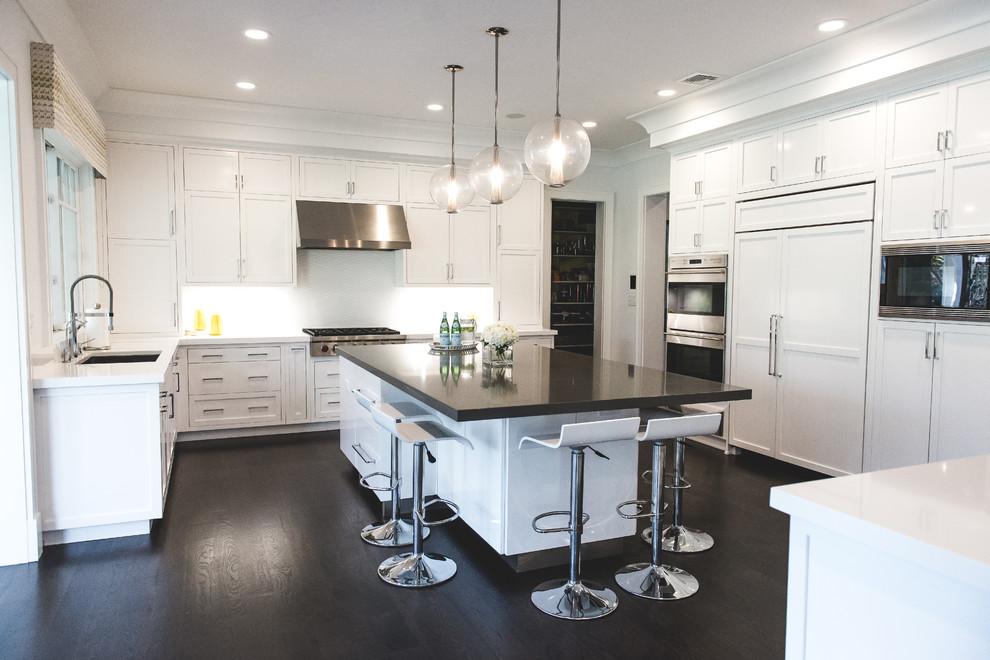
[615,562,699,600]
[531,578,618,620]
[377,551,456,588]
[641,525,714,553]
[361,517,426,547]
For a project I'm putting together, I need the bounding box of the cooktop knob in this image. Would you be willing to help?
[321,344,329,353]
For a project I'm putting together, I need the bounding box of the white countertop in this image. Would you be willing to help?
[32,338,180,389]
[770,454,990,589]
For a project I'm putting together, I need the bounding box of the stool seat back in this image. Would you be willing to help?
[520,416,640,449]
[638,409,721,442]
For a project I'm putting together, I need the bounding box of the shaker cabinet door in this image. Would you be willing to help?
[185,191,241,283]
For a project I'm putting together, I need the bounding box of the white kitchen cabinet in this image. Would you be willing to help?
[311,356,341,421]
[186,345,283,428]
[886,71,990,168]
[495,176,544,251]
[107,239,178,333]
[106,142,175,240]
[183,148,291,195]
[496,251,542,328]
[284,344,308,423]
[670,142,731,205]
[729,221,873,476]
[404,203,492,285]
[738,103,877,193]
[870,320,990,471]
[882,153,990,241]
[669,198,731,255]
[239,194,294,282]
[298,156,400,202]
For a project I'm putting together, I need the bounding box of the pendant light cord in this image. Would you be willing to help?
[493,31,500,148]
[450,67,456,166]
[555,0,562,119]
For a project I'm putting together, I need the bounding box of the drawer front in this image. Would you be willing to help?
[315,388,341,420]
[312,357,340,389]
[187,346,282,363]
[188,360,281,395]
[189,393,282,427]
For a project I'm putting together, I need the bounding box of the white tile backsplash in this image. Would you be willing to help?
[181,249,494,335]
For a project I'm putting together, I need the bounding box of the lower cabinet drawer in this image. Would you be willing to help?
[189,393,282,428]
[188,361,281,395]
[315,388,340,420]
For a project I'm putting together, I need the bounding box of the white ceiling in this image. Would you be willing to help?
[65,0,929,151]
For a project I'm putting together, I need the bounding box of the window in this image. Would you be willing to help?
[46,145,81,329]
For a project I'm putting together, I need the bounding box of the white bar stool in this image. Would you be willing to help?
[371,405,473,588]
[615,408,718,600]
[522,416,641,620]
[351,388,434,547]
[640,407,723,553]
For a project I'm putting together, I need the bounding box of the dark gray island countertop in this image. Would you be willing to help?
[337,343,751,422]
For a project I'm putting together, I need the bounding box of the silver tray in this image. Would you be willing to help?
[429,341,479,353]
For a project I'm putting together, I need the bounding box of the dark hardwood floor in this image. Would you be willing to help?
[0,432,823,660]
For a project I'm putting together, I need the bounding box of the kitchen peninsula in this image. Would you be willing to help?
[337,342,751,561]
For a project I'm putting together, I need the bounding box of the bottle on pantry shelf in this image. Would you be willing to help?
[439,312,450,346]
[451,312,462,346]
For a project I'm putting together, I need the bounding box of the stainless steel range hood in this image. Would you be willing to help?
[296,200,412,250]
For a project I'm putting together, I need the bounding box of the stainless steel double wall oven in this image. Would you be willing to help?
[665,254,727,382]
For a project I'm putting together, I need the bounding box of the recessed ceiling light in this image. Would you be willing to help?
[244,28,271,40]
[236,81,256,90]
[582,121,597,128]
[427,103,443,111]
[657,89,676,97]
[817,19,848,32]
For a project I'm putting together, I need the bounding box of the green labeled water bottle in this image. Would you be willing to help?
[439,311,450,346]
[451,312,462,346]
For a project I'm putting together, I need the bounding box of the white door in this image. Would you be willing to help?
[822,103,878,180]
[885,85,947,168]
[185,191,240,282]
[946,71,990,158]
[240,194,293,283]
[350,161,400,202]
[298,156,350,199]
[777,119,821,186]
[450,206,492,284]
[738,130,778,193]
[107,239,178,333]
[404,204,450,284]
[941,153,990,238]
[929,323,990,462]
[497,251,542,327]
[729,231,782,455]
[106,143,174,240]
[669,203,701,255]
[699,199,731,253]
[183,148,239,192]
[238,152,291,195]
[775,223,872,475]
[870,321,936,471]
[670,150,702,205]
[881,161,943,241]
[497,177,543,251]
[700,143,731,199]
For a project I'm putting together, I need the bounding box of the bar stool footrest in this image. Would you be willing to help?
[415,497,460,527]
[532,510,590,534]
[616,499,653,520]
[358,471,398,493]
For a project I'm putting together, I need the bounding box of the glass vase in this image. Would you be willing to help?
[483,343,513,366]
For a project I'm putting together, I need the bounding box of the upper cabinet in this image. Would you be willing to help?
[495,177,544,252]
[404,204,492,285]
[669,143,731,205]
[885,71,990,168]
[106,142,175,240]
[183,148,294,284]
[298,156,400,203]
[738,102,878,193]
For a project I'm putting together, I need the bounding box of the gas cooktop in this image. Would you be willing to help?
[303,327,401,338]
[303,327,406,356]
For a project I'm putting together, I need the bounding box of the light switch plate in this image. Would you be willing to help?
[627,292,637,306]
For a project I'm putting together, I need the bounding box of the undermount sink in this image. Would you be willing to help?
[78,352,161,364]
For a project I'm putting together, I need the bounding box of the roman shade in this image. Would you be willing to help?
[31,42,107,176]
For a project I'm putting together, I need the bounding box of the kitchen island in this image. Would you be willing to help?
[337,343,751,562]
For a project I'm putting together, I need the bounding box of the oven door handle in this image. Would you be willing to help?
[666,271,726,284]
[665,332,725,350]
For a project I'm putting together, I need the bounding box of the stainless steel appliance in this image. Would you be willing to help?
[303,327,407,356]
[880,242,990,322]
[296,201,412,250]
[665,254,727,383]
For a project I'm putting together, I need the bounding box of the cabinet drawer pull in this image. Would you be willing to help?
[352,444,374,464]
[202,354,223,359]
[924,331,931,359]
[933,210,939,230]
[770,165,776,182]
[247,352,269,357]
[203,408,224,414]
[248,375,268,380]
[248,406,269,412]
[944,129,952,151]
[202,377,223,382]
[814,156,820,174]
[941,209,948,230]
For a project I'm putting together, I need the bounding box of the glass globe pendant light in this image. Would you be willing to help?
[430,64,475,213]
[523,0,591,188]
[469,27,524,205]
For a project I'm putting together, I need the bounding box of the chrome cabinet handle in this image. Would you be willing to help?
[202,377,223,382]
[924,331,931,359]
[770,165,776,182]
[352,444,374,464]
[936,131,944,152]
[944,130,952,151]
[174,371,180,392]
[933,210,940,230]
[240,174,244,189]
[941,209,948,230]
[167,392,175,419]
[933,331,940,360]
[170,210,175,237]
[768,314,777,376]
[820,155,826,174]
[815,156,821,174]
[496,224,502,246]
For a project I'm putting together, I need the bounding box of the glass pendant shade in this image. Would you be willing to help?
[469,146,524,204]
[429,163,474,213]
[524,115,591,188]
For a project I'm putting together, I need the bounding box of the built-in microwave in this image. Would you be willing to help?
[879,242,990,322]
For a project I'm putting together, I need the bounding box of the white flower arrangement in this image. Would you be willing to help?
[481,321,519,350]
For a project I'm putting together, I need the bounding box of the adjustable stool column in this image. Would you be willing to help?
[615,408,719,600]
[351,388,433,547]
[371,406,473,588]
[522,416,641,620]
[641,407,723,553]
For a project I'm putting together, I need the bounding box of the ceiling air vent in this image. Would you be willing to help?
[679,72,720,86]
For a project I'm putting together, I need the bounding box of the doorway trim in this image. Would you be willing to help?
[635,184,670,366]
